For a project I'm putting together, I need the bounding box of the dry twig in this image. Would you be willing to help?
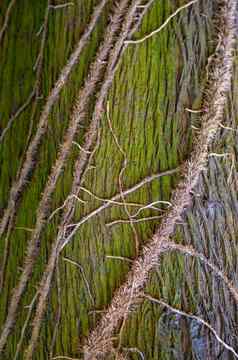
[144,293,238,359]
[62,257,94,306]
[106,101,140,254]
[61,168,178,250]
[0,0,16,45]
[106,215,163,227]
[125,0,198,44]
[13,293,39,360]
[49,264,62,360]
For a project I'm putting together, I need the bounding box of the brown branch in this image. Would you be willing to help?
[48,194,86,222]
[116,282,135,358]
[83,1,237,356]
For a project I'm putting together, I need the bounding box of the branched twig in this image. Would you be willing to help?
[76,186,147,208]
[208,152,230,158]
[60,168,178,250]
[107,101,139,253]
[48,194,86,222]
[72,141,92,154]
[162,241,238,304]
[125,0,198,44]
[131,200,172,218]
[144,293,238,359]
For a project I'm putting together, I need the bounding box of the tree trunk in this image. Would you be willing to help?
[0,0,237,359]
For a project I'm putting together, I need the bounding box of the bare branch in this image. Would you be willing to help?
[208,152,231,158]
[62,257,94,306]
[163,241,238,304]
[218,122,238,132]
[72,141,92,154]
[144,294,238,359]
[48,194,86,222]
[0,0,16,45]
[0,90,36,144]
[131,200,172,218]
[49,264,62,360]
[52,356,79,360]
[122,347,145,360]
[106,256,134,263]
[106,101,138,253]
[13,293,38,360]
[49,2,74,10]
[185,107,204,113]
[106,215,163,227]
[60,168,178,250]
[125,0,198,44]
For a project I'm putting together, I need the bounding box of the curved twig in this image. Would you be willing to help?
[144,293,238,359]
[0,0,16,45]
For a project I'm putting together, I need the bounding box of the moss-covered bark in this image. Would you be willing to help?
[0,0,237,359]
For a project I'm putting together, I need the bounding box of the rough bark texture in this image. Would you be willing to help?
[0,0,237,359]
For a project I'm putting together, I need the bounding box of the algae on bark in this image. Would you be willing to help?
[0,0,237,359]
